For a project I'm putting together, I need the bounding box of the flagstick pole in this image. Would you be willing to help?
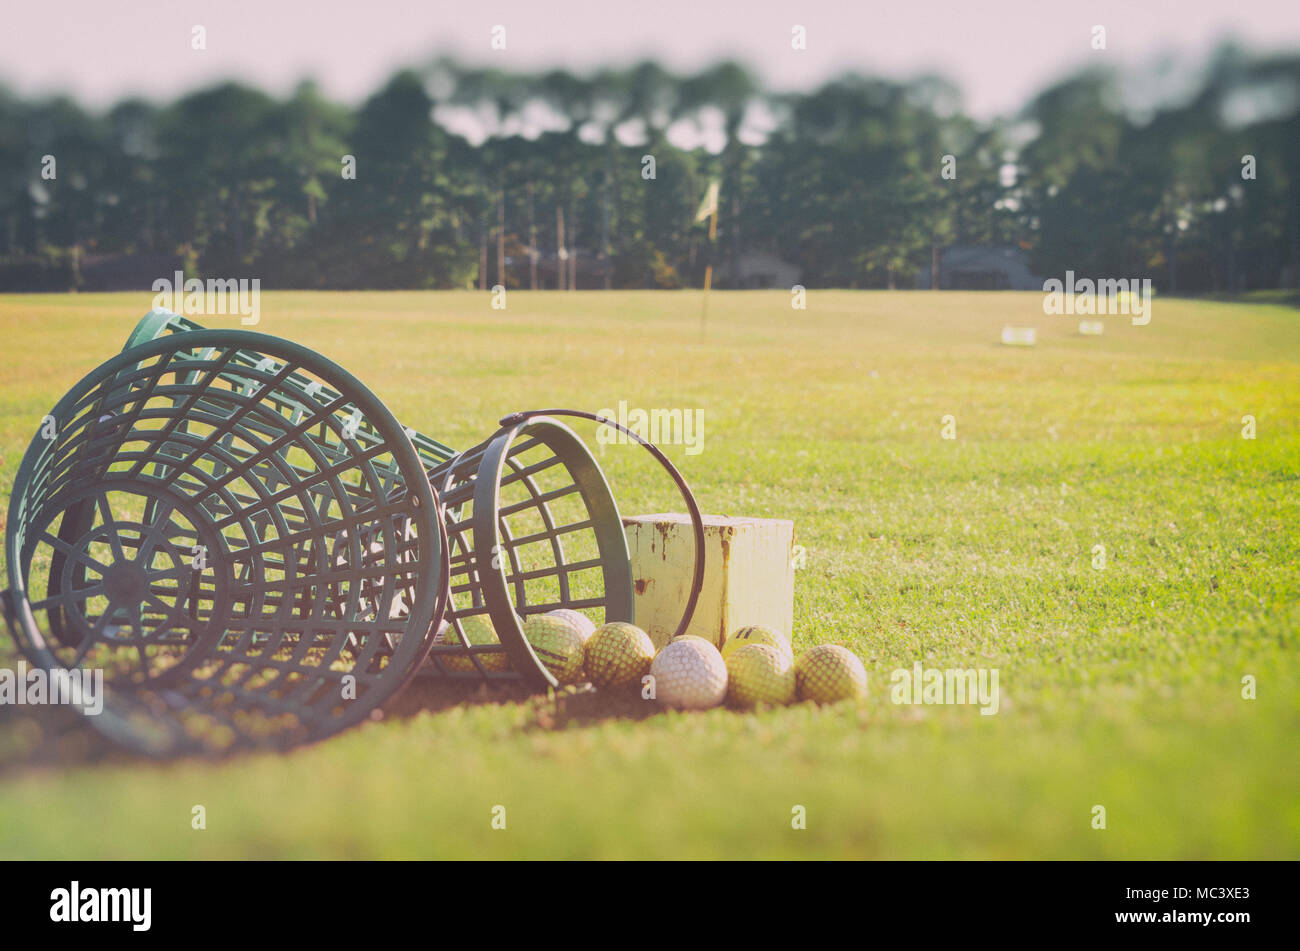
[702,207,717,335]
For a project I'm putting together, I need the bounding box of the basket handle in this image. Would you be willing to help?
[498,409,706,642]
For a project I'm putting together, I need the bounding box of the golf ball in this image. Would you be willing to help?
[720,625,793,666]
[794,644,867,703]
[585,621,655,689]
[440,613,512,673]
[525,613,587,684]
[726,643,796,708]
[651,637,728,710]
[546,608,596,641]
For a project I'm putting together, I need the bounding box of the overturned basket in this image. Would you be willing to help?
[3,312,709,754]
[3,329,446,754]
[121,310,708,690]
[420,408,706,686]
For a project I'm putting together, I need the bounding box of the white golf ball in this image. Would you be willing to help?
[650,637,728,710]
[546,608,597,641]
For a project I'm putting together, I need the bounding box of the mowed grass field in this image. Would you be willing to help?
[1,289,1298,859]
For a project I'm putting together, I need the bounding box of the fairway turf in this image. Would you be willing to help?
[1,289,1298,859]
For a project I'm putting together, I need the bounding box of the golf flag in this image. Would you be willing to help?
[694,180,719,224]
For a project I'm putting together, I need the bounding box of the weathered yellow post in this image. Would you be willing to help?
[623,513,795,650]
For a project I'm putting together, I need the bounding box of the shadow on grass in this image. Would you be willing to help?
[0,676,658,774]
[0,706,124,775]
[387,675,659,731]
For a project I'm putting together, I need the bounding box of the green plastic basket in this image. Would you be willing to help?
[3,329,446,754]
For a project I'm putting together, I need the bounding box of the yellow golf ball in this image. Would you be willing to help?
[440,614,512,673]
[720,625,793,666]
[584,622,655,689]
[525,613,587,684]
[794,644,867,703]
[726,643,796,708]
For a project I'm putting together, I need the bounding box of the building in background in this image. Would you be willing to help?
[918,245,1043,290]
[721,251,803,289]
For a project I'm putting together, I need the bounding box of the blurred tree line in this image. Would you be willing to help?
[0,46,1297,292]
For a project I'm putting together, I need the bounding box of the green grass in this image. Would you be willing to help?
[1,289,1298,859]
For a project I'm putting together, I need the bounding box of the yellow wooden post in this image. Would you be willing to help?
[622,513,796,651]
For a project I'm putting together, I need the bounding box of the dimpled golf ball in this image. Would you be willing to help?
[441,614,512,672]
[794,644,867,703]
[726,643,796,708]
[720,625,793,666]
[585,622,655,689]
[546,608,596,642]
[525,613,587,684]
[408,617,450,652]
[651,637,728,710]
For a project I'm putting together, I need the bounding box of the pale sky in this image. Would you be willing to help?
[2,0,1298,118]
